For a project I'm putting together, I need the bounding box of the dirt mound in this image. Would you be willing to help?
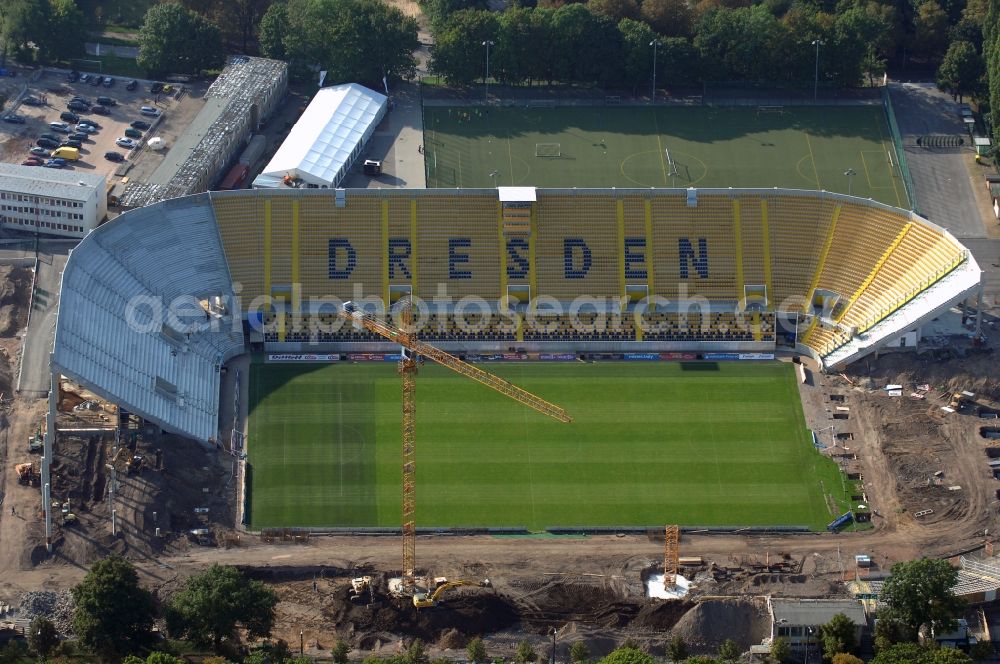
[631,600,694,631]
[325,588,518,643]
[670,599,768,653]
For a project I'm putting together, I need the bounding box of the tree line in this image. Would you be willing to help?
[426,0,986,93]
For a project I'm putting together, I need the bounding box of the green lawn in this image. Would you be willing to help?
[423,105,909,208]
[247,360,848,531]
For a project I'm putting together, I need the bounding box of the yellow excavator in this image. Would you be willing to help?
[412,578,491,609]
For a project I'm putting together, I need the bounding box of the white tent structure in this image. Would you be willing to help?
[253,83,387,189]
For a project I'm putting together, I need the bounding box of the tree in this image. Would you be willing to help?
[641,0,693,36]
[281,0,420,85]
[716,639,739,662]
[769,636,791,663]
[333,639,351,664]
[665,635,688,662]
[913,0,951,57]
[407,639,430,664]
[146,654,186,664]
[820,613,858,659]
[137,3,225,76]
[587,0,640,22]
[938,40,985,100]
[871,643,973,664]
[570,641,590,664]
[166,565,278,652]
[832,655,864,664]
[258,2,288,59]
[71,555,155,663]
[45,0,85,61]
[879,558,965,639]
[970,640,994,660]
[516,640,537,664]
[596,647,654,664]
[27,616,59,659]
[429,10,499,85]
[467,637,488,664]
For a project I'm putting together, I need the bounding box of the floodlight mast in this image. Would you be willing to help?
[340,300,571,591]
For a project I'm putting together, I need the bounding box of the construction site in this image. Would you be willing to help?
[0,233,999,660]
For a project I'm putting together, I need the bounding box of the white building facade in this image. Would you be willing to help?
[0,164,107,238]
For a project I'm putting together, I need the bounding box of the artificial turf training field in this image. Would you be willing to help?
[423,105,909,208]
[247,360,848,531]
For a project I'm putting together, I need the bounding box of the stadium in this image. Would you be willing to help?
[47,183,982,536]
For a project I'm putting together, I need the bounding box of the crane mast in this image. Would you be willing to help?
[341,302,571,590]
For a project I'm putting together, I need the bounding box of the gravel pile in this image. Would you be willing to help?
[17,590,75,635]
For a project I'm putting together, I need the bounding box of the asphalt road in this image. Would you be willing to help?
[888,82,986,239]
[0,242,72,396]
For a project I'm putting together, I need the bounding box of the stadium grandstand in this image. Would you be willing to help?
[52,186,980,444]
[116,56,288,209]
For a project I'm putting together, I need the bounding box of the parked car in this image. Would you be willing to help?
[60,139,82,149]
[79,73,90,83]
[139,106,160,117]
[126,79,138,91]
[43,160,65,168]
[67,71,79,83]
[29,147,50,157]
[104,151,124,162]
[102,76,114,87]
[74,123,97,134]
[67,101,88,112]
[2,114,25,123]
[70,95,90,104]
[90,105,110,115]
[124,127,142,139]
[48,121,70,133]
[116,137,137,149]
[150,81,163,93]
[96,96,116,107]
[21,158,41,166]
[39,133,60,142]
[35,137,58,149]
[59,111,80,124]
[130,120,150,130]
[21,96,41,106]
[89,75,101,86]
[162,84,174,94]
[68,132,88,142]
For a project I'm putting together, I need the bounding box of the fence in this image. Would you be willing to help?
[881,86,921,216]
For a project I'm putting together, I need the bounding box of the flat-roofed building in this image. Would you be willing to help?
[0,164,106,237]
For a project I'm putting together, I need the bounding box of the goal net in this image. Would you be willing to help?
[535,143,562,158]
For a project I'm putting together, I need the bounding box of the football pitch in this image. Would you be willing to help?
[423,105,909,208]
[247,361,849,531]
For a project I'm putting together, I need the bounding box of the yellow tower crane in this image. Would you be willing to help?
[341,301,572,593]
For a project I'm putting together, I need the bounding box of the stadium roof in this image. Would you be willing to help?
[147,97,229,186]
[0,163,105,201]
[52,194,243,441]
[254,83,387,189]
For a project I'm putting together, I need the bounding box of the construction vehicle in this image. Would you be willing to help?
[412,578,491,609]
[349,576,374,603]
[340,300,571,594]
[15,461,39,486]
[107,447,143,474]
[949,391,975,411]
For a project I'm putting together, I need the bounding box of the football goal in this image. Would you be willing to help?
[535,143,562,158]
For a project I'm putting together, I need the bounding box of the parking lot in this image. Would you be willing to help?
[0,69,205,185]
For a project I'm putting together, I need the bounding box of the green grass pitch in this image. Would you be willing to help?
[423,105,909,208]
[247,360,849,531]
